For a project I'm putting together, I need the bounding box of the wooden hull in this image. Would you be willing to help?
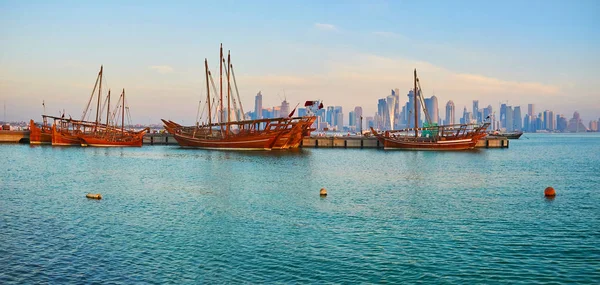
[372,125,489,151]
[78,130,146,147]
[378,137,480,150]
[163,116,316,151]
[51,125,82,146]
[29,119,52,145]
[171,132,278,150]
[489,132,523,139]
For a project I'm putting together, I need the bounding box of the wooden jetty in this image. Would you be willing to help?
[142,133,509,148]
[0,131,509,148]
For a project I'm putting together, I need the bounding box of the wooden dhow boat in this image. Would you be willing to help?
[47,66,147,147]
[162,44,318,150]
[371,69,489,150]
[29,118,52,145]
[78,88,147,147]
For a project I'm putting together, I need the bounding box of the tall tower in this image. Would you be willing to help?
[528,104,535,117]
[354,106,363,132]
[473,100,479,123]
[513,106,522,130]
[254,91,263,119]
[280,99,290,118]
[445,100,455,125]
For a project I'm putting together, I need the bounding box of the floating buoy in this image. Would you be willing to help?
[320,188,327,196]
[544,187,556,197]
[86,193,102,200]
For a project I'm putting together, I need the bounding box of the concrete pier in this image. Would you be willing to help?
[143,133,178,145]
[0,130,30,143]
[300,136,508,149]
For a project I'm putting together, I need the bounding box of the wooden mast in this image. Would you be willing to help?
[414,69,418,137]
[205,59,211,127]
[227,50,231,135]
[219,44,224,135]
[95,65,103,132]
[122,88,125,134]
[106,90,111,130]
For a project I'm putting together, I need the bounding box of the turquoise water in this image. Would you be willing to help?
[1,133,599,283]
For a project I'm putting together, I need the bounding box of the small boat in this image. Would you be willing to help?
[371,69,490,150]
[29,119,52,145]
[488,131,523,139]
[78,88,148,147]
[162,44,318,150]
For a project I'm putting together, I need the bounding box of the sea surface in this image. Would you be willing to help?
[1,133,599,283]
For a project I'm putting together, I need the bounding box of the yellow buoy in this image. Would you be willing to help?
[86,193,102,200]
[320,188,327,196]
[544,187,556,197]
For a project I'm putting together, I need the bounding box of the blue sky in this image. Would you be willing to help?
[1,0,598,124]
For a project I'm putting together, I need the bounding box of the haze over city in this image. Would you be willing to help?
[1,0,598,125]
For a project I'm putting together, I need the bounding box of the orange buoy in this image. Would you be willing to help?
[320,188,327,196]
[544,187,556,197]
[86,193,102,200]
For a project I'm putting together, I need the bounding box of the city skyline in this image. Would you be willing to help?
[1,1,598,124]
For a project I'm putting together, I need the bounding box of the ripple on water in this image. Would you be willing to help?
[1,134,600,283]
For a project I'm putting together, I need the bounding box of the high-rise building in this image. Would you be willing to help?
[445,100,455,125]
[386,94,396,130]
[334,106,343,131]
[297,108,307,117]
[528,104,535,117]
[424,95,439,125]
[483,105,492,123]
[505,106,514,131]
[326,106,335,127]
[393,88,401,128]
[473,100,479,123]
[377,99,387,129]
[500,103,507,128]
[524,114,530,132]
[280,99,290,118]
[513,106,522,130]
[406,89,421,128]
[354,106,363,133]
[349,111,355,131]
[254,91,263,119]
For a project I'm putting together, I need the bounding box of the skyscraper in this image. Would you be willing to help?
[505,106,514,131]
[406,89,421,128]
[386,94,396,130]
[528,104,535,117]
[500,103,507,128]
[378,98,387,130]
[348,111,355,131]
[445,100,455,125]
[254,91,263,119]
[326,106,335,127]
[424,95,439,125]
[280,99,290,118]
[513,106,522,130]
[334,106,343,131]
[354,106,363,133]
[473,100,479,123]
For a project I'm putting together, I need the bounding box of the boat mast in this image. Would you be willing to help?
[205,59,212,127]
[106,90,111,129]
[95,65,103,132]
[219,44,224,134]
[414,69,418,137]
[121,88,125,134]
[227,50,231,135]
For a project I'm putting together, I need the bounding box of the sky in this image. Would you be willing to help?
[1,0,599,125]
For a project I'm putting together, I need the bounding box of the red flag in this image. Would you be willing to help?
[318,102,324,109]
[288,107,296,118]
[304,101,314,107]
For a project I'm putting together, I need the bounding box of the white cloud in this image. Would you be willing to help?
[149,65,174,74]
[372,31,401,38]
[314,23,337,31]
